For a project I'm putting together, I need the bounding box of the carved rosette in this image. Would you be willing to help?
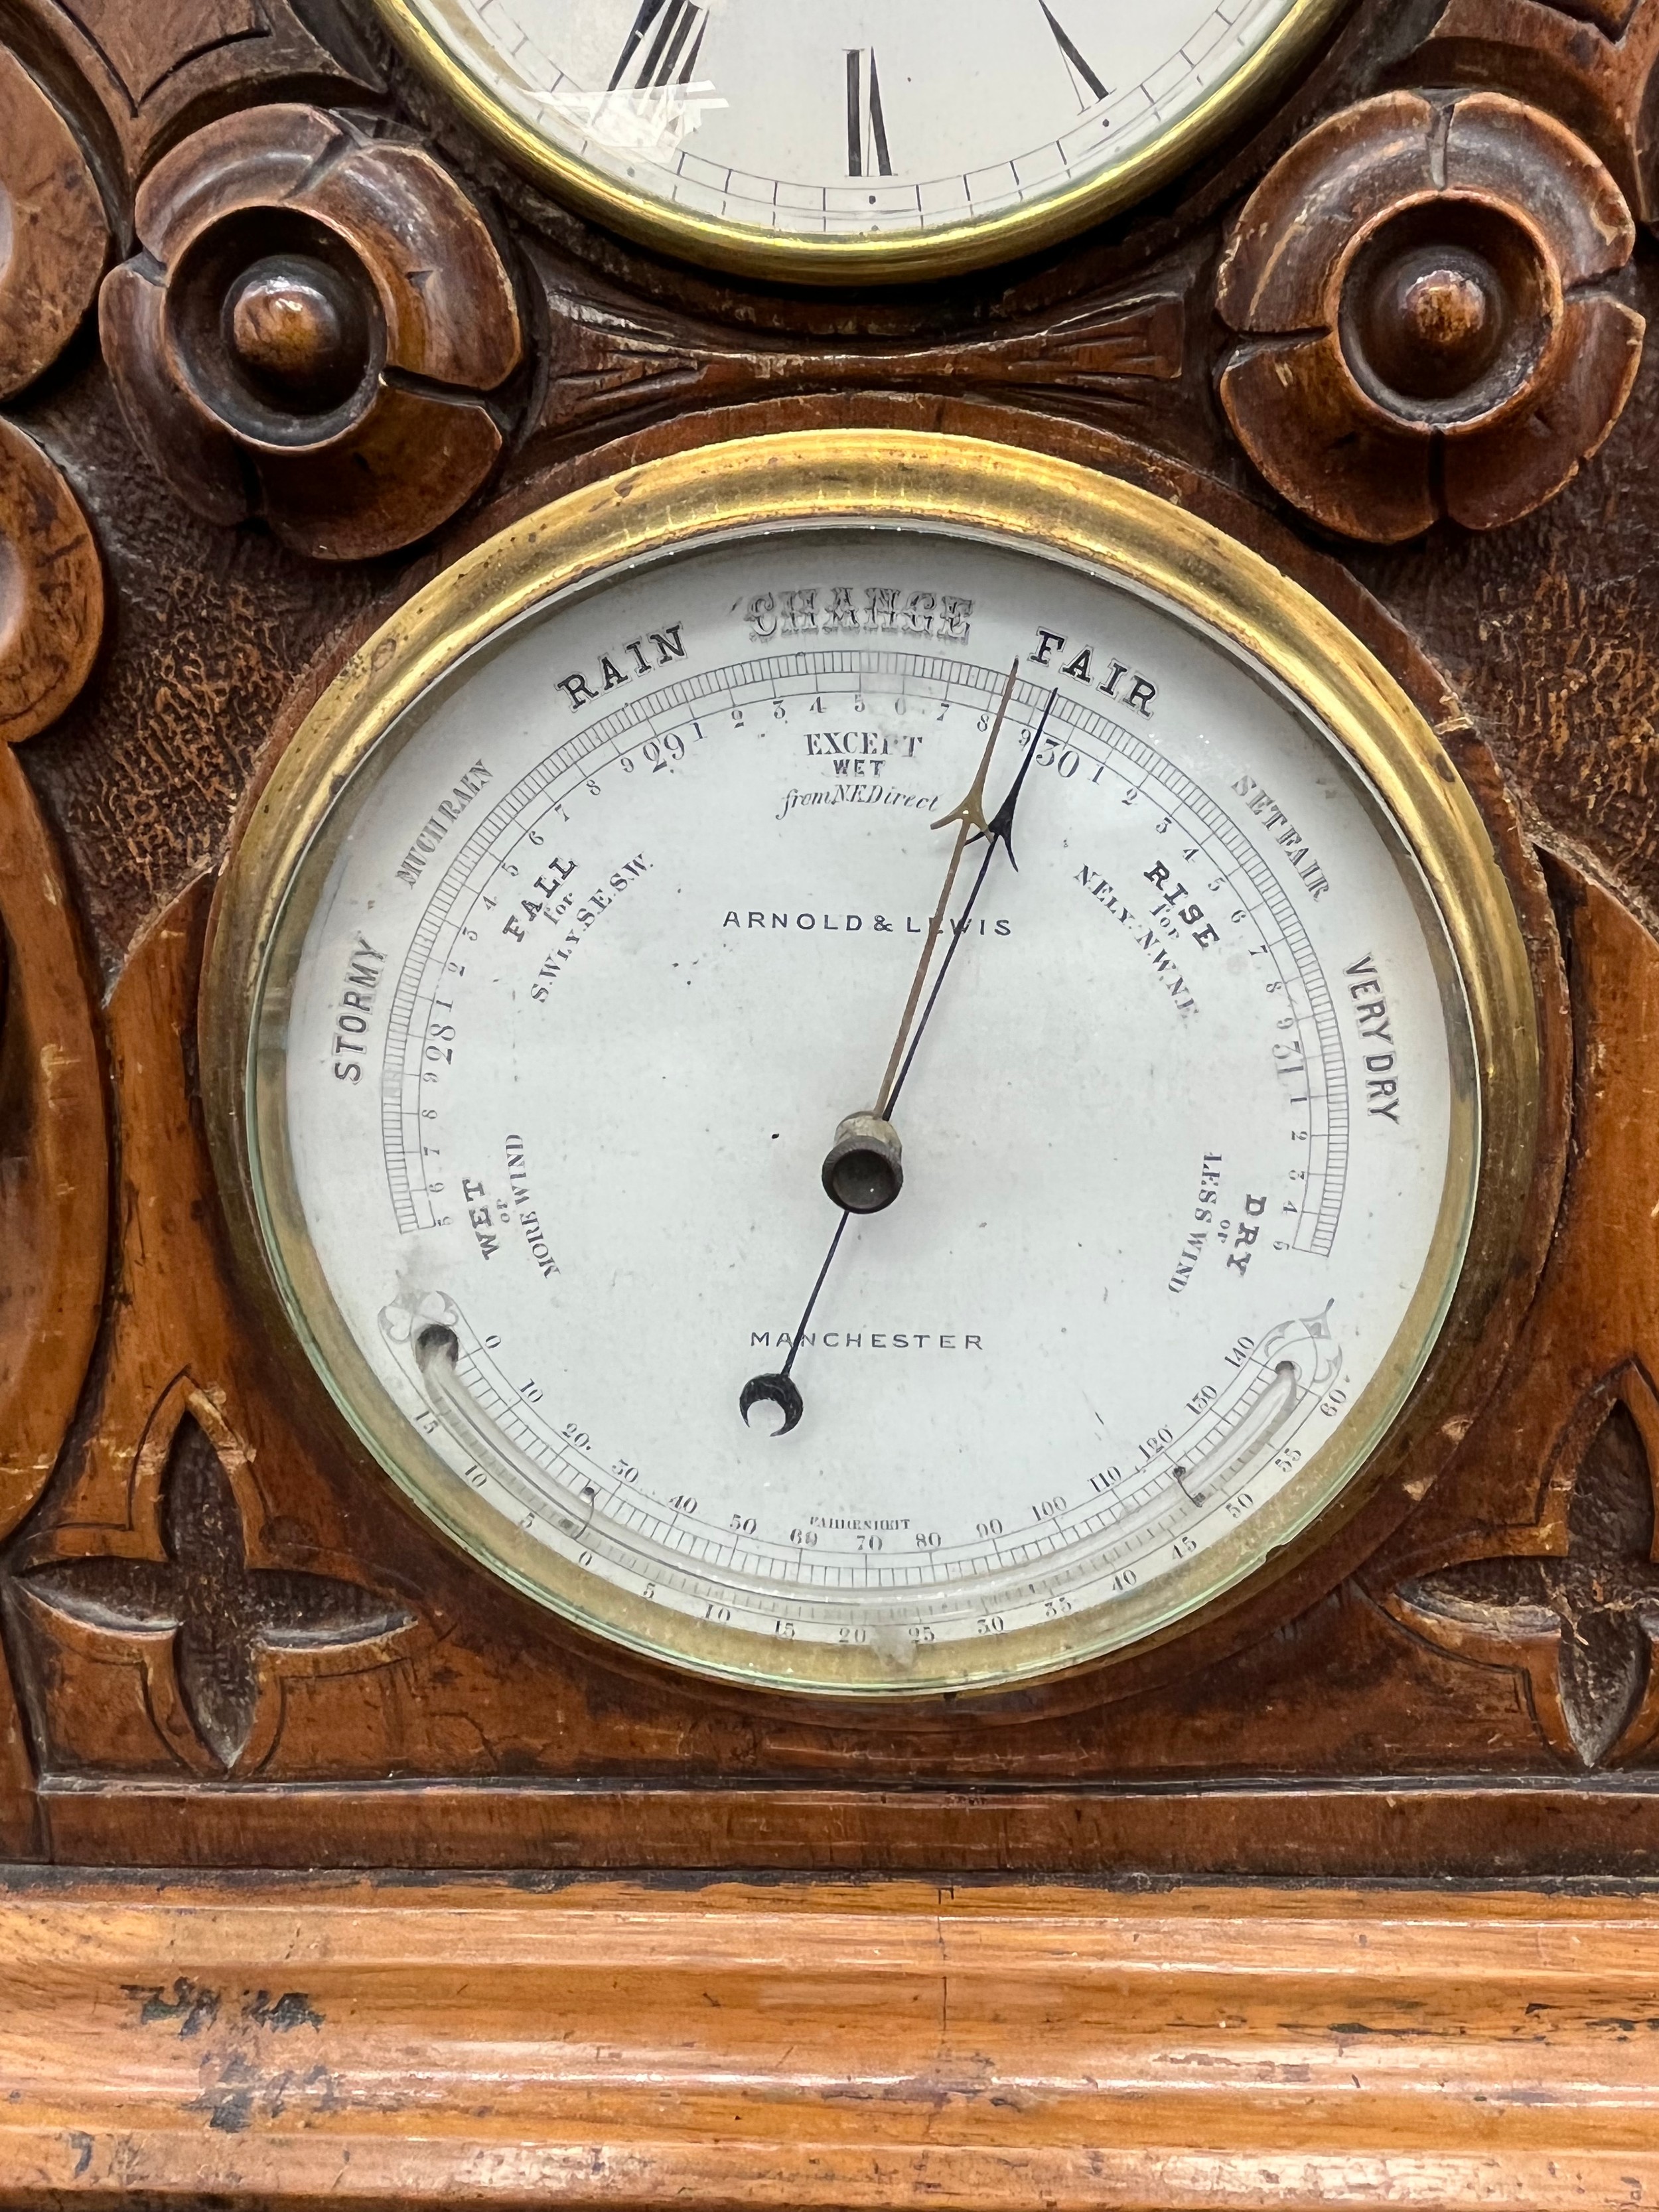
[1217,91,1644,541]
[100,104,523,561]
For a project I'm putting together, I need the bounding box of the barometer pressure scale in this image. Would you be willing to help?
[205,433,1538,1694]
[371,0,1346,279]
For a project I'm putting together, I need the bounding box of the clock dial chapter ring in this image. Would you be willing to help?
[202,431,1540,1696]
[368,0,1351,283]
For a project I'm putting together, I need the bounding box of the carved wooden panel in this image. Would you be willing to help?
[1372,863,1659,1769]
[527,253,1187,455]
[1,0,1658,1899]
[3,877,425,1789]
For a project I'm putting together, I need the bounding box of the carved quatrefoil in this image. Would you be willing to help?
[1388,1365,1659,1768]
[11,1379,415,1775]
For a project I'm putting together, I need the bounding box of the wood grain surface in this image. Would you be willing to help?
[3,1873,1658,2208]
[5,0,1659,2197]
[0,0,1657,1889]
[0,395,1590,1877]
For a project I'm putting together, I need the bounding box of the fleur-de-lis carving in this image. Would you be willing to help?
[15,1385,413,1773]
[1389,1364,1659,1767]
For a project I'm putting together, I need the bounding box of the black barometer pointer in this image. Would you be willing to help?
[740,680,1060,1436]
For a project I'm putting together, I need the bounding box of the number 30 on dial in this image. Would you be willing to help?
[371,0,1346,279]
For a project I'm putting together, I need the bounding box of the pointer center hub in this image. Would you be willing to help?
[822,1112,904,1214]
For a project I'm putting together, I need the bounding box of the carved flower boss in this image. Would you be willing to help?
[102,106,522,561]
[1217,91,1644,542]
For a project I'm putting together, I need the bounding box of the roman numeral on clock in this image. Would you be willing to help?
[845,48,893,178]
[1039,2,1109,108]
[609,0,708,93]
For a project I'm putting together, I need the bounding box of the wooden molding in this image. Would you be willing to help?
[2,1874,1658,2207]
[21,1776,1659,1878]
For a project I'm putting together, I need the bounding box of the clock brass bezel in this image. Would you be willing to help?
[369,0,1349,284]
[203,429,1539,1697]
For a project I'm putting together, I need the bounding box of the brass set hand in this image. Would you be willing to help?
[741,668,1058,1435]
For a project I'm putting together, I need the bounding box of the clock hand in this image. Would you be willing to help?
[820,660,1021,1217]
[741,683,1058,1437]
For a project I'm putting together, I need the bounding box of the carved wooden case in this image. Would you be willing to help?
[5,0,1659,1881]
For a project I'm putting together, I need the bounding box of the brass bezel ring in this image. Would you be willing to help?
[203,429,1540,1696]
[370,0,1350,284]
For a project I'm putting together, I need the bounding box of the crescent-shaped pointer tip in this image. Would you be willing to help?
[740,1370,804,1436]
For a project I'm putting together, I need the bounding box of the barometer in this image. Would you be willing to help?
[204,431,1538,1694]
[371,0,1347,279]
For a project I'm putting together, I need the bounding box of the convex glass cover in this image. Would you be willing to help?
[206,433,1538,1692]
[373,0,1344,278]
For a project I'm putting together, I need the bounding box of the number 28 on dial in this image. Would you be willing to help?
[204,432,1538,1694]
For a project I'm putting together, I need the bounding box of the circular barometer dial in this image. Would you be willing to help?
[206,431,1538,1695]
[371,0,1346,280]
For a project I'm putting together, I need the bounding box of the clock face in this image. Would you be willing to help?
[374,0,1342,277]
[207,434,1536,1694]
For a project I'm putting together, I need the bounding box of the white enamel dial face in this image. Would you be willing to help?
[263,520,1476,1693]
[385,0,1320,267]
